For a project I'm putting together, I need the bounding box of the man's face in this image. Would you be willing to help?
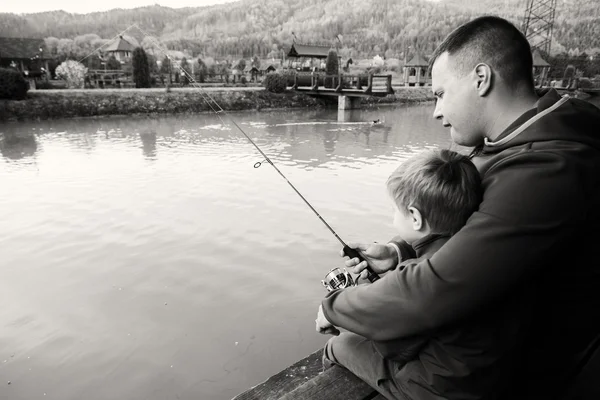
[431,52,483,147]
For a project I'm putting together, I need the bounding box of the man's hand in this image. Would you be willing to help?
[340,242,398,280]
[316,304,340,335]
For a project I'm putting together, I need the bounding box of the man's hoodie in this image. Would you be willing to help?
[322,89,600,400]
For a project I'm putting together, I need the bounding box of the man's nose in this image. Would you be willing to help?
[433,103,443,120]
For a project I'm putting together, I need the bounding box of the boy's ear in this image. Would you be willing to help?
[408,207,423,231]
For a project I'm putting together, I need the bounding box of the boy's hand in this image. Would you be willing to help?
[340,242,398,279]
[316,305,340,336]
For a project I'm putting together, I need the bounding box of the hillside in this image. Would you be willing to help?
[0,0,598,59]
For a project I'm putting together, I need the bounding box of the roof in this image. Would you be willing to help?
[405,53,428,67]
[0,37,50,60]
[104,36,136,52]
[532,49,550,67]
[260,64,276,71]
[244,66,259,73]
[287,44,332,59]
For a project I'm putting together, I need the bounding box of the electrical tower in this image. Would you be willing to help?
[521,0,557,55]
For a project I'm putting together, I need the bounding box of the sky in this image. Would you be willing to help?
[2,0,238,15]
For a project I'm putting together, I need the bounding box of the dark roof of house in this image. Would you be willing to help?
[260,64,276,71]
[104,36,136,52]
[532,49,550,67]
[287,44,332,59]
[405,53,428,67]
[244,66,259,72]
[0,37,50,60]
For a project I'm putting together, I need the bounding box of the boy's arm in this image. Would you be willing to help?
[387,238,417,268]
[322,152,585,341]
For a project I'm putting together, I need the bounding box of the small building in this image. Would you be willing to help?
[244,66,260,82]
[103,35,136,62]
[0,37,51,89]
[260,64,276,75]
[286,44,331,72]
[403,53,429,86]
[532,49,551,87]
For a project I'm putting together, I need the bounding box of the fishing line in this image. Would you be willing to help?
[90,24,380,283]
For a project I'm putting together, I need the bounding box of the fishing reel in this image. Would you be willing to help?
[321,267,356,292]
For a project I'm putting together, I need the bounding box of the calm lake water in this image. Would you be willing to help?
[1,97,598,400]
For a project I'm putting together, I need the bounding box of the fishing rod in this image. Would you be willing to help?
[133,24,380,285]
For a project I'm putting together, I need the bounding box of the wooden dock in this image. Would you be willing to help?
[232,348,383,400]
[291,73,394,109]
[233,336,600,400]
[291,73,394,98]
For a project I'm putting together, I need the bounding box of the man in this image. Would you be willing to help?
[317,15,600,400]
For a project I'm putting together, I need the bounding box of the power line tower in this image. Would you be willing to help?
[521,0,557,55]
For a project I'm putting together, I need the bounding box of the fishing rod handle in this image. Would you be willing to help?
[342,245,380,283]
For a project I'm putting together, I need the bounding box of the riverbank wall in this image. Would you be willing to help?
[0,87,434,122]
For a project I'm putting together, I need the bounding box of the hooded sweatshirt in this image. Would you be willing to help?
[322,89,600,400]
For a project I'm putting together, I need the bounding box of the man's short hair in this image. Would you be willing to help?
[386,149,482,236]
[428,15,534,90]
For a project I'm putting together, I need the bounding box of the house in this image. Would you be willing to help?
[403,53,429,86]
[0,37,51,89]
[244,66,260,82]
[260,64,276,74]
[532,49,551,87]
[103,35,136,62]
[286,44,332,71]
[0,37,50,74]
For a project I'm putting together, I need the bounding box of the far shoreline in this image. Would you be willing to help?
[0,86,435,123]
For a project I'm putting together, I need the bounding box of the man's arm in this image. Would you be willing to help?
[322,151,585,341]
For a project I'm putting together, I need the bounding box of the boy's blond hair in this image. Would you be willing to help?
[386,149,482,235]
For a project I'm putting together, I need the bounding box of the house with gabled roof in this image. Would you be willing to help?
[286,44,333,72]
[403,53,430,86]
[103,35,136,62]
[0,37,50,75]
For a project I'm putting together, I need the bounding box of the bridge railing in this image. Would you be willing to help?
[292,73,393,94]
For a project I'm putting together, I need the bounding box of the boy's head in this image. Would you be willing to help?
[386,149,482,243]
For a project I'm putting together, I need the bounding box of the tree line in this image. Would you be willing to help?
[1,0,598,61]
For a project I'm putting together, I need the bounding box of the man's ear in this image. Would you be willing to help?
[408,207,424,231]
[473,63,492,96]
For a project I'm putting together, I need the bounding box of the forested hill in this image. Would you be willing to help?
[1,0,598,58]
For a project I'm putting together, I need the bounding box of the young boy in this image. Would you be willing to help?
[316,148,500,400]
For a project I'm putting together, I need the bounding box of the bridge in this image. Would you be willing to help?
[290,73,394,109]
[544,78,600,97]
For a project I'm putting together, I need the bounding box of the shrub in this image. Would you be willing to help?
[281,69,297,86]
[325,49,339,88]
[0,68,29,99]
[132,47,151,88]
[106,55,121,70]
[355,74,369,88]
[240,76,247,84]
[55,60,87,88]
[578,77,593,89]
[263,72,287,93]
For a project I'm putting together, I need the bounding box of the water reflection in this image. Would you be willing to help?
[0,132,38,161]
[0,107,448,168]
[139,131,157,160]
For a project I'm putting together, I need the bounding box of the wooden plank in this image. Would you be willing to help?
[278,364,378,400]
[231,349,324,400]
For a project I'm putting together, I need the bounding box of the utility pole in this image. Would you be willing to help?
[522,0,557,55]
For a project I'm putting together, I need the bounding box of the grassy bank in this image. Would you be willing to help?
[0,86,434,122]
